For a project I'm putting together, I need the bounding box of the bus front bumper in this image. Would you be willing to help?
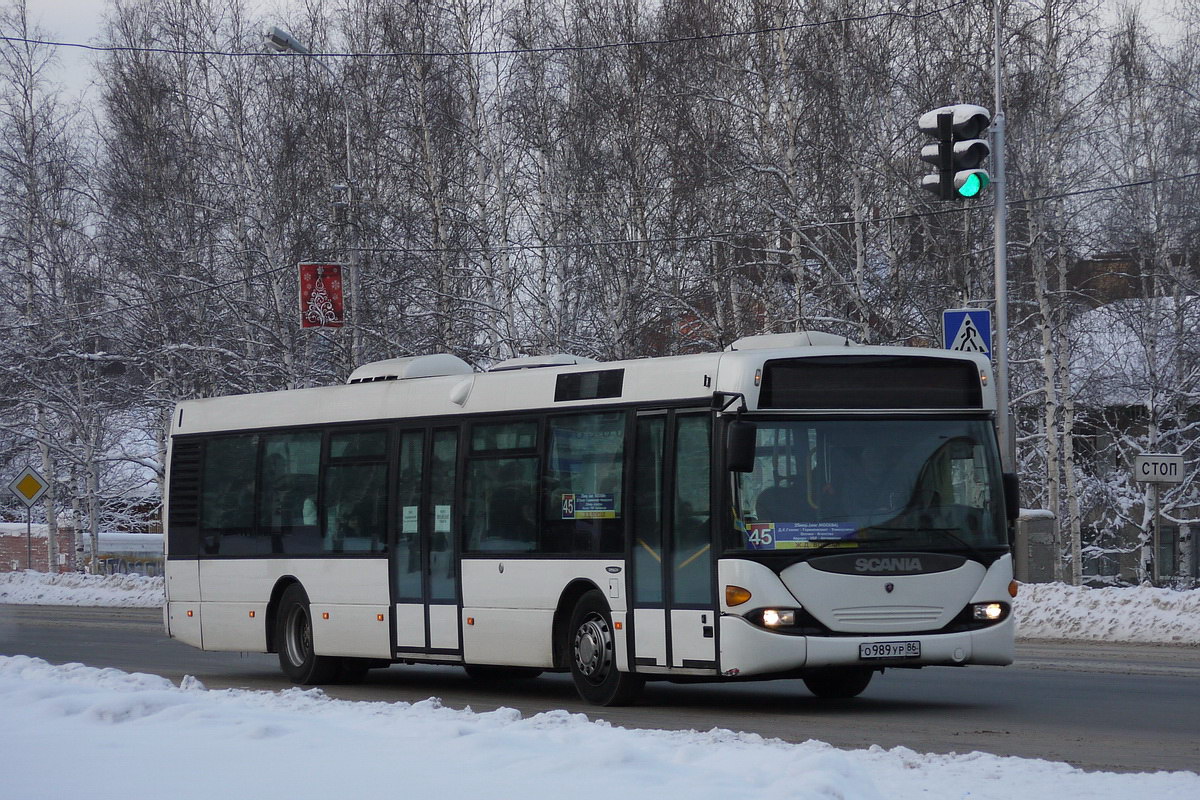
[717,614,1014,677]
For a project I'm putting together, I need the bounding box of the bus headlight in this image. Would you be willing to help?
[971,602,1006,622]
[761,609,796,627]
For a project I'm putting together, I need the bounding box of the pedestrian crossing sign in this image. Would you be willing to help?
[942,308,992,359]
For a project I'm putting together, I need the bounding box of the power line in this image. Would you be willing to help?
[358,171,1200,255]
[1,169,1193,333]
[0,264,292,333]
[0,0,978,60]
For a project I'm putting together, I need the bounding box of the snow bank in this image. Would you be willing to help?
[0,571,164,608]
[0,521,51,538]
[1014,582,1200,644]
[0,656,1195,800]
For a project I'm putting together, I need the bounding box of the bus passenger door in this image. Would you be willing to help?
[629,411,716,672]
[392,427,461,657]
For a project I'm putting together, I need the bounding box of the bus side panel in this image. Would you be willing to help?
[310,603,392,658]
[167,602,203,649]
[461,558,625,666]
[197,558,389,605]
[462,609,555,667]
[195,558,390,656]
[165,560,202,647]
[201,601,268,652]
[166,559,201,601]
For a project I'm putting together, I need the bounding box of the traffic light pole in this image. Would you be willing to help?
[936,112,955,201]
[993,0,1013,472]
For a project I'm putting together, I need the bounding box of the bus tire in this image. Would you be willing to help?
[276,584,340,685]
[802,667,874,699]
[463,665,544,682]
[567,590,643,706]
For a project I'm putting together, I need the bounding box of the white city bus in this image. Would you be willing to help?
[164,331,1018,705]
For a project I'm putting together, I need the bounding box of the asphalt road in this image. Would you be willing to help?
[2,605,1198,774]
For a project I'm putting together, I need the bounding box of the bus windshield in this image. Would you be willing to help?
[727,417,1007,554]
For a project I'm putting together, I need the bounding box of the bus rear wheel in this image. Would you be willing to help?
[567,590,644,706]
[802,667,874,699]
[276,584,340,685]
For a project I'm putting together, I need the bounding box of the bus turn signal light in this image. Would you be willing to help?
[1009,580,1018,598]
[726,585,752,606]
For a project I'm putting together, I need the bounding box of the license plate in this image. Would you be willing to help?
[859,640,920,660]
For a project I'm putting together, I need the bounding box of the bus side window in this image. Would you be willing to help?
[673,415,712,606]
[464,457,538,552]
[464,421,539,553]
[199,434,259,555]
[541,412,625,555]
[428,429,458,601]
[258,431,321,554]
[323,430,390,553]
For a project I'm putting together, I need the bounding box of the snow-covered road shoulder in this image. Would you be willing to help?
[0,570,163,607]
[1,655,1196,800]
[1014,582,1200,644]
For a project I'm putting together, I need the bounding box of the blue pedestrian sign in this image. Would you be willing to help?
[942,308,991,358]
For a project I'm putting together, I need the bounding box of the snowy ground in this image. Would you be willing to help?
[1,655,1196,800]
[1015,582,1200,644]
[0,570,163,607]
[2,573,1198,796]
[2,570,1199,645]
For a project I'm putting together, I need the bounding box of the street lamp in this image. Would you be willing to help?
[265,26,361,364]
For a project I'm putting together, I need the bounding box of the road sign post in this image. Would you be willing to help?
[7,467,48,570]
[1133,454,1186,584]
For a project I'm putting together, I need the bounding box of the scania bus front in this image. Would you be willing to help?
[715,352,1017,698]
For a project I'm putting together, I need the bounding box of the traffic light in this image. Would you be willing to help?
[918,104,991,200]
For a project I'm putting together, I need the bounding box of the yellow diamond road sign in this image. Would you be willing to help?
[8,467,48,507]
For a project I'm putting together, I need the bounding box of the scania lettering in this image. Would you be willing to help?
[163,331,1018,705]
[856,557,924,573]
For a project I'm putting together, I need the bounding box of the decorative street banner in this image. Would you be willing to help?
[299,263,345,328]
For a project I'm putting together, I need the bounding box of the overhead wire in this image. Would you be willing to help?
[0,170,1195,333]
[0,0,980,59]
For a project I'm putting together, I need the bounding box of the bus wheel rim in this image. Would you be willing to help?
[574,613,611,682]
[286,605,311,666]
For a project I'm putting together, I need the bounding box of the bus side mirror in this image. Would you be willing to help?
[726,420,756,473]
[1003,472,1020,522]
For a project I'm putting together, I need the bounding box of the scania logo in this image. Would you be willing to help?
[855,557,923,573]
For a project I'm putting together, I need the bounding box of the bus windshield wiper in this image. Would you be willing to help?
[865,525,984,561]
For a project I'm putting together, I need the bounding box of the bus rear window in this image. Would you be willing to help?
[759,356,982,409]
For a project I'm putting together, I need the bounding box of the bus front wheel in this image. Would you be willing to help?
[802,667,874,699]
[276,584,340,685]
[567,590,644,706]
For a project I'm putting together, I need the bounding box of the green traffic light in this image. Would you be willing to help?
[955,170,990,198]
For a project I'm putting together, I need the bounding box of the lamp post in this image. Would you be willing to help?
[265,26,361,365]
[992,1,1012,476]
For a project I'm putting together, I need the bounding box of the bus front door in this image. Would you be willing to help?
[392,427,462,659]
[629,411,717,672]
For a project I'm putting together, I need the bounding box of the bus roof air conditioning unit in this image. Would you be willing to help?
[347,354,474,384]
[725,332,857,351]
[488,354,598,372]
